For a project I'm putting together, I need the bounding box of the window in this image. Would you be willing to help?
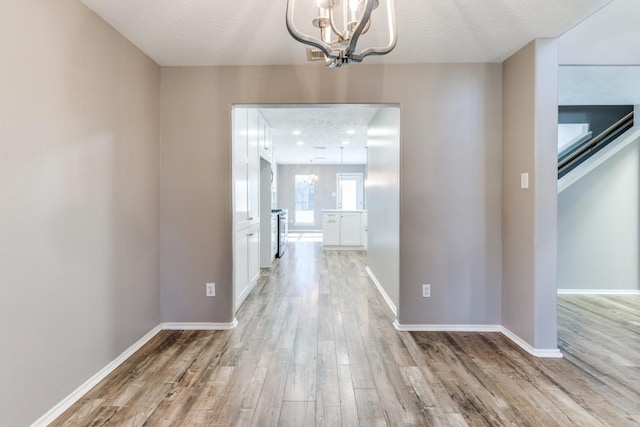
[295,175,315,224]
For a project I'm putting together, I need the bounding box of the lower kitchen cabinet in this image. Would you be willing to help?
[235,224,260,310]
[322,210,366,249]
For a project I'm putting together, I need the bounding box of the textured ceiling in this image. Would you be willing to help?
[82,0,611,66]
[260,106,382,165]
[559,0,640,65]
[559,66,640,105]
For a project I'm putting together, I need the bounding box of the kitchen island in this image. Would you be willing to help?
[322,209,367,250]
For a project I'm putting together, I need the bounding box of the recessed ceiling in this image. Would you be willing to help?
[82,0,611,66]
[259,106,382,165]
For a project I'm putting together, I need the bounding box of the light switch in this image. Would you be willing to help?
[521,173,529,189]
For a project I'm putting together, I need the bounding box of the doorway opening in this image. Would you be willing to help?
[231,104,401,316]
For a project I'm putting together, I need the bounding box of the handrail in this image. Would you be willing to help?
[558,111,634,174]
[558,131,592,159]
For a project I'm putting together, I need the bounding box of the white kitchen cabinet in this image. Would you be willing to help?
[361,212,368,250]
[234,108,260,230]
[235,224,260,310]
[234,107,265,310]
[259,112,272,161]
[340,212,362,246]
[322,210,366,249]
[247,110,260,169]
[322,212,341,245]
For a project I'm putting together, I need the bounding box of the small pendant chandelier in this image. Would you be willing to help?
[286,0,397,68]
[304,159,319,184]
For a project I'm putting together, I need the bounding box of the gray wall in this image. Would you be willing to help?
[0,2,161,425]
[502,39,559,350]
[160,63,503,327]
[559,139,640,291]
[366,108,401,309]
[277,164,367,230]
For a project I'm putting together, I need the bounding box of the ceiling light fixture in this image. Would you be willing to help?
[347,129,356,135]
[293,130,302,135]
[342,141,350,145]
[297,141,305,145]
[304,159,319,184]
[286,0,397,67]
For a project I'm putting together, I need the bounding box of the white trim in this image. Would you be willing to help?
[30,325,163,427]
[391,323,563,359]
[393,322,501,332]
[322,245,365,251]
[500,327,563,359]
[365,266,397,316]
[162,319,239,330]
[558,289,640,295]
[235,284,252,310]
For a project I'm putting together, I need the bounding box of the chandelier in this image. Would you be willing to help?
[286,0,397,67]
[304,160,319,184]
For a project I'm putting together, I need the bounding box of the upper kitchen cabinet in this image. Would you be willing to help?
[258,112,272,161]
[234,108,260,230]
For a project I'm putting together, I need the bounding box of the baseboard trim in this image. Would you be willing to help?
[392,322,563,359]
[162,319,239,330]
[393,322,501,333]
[323,245,366,251]
[500,327,563,359]
[365,266,397,317]
[30,324,163,427]
[558,289,640,295]
[32,319,240,426]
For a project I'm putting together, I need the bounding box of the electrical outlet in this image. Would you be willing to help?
[206,283,216,297]
[422,284,431,298]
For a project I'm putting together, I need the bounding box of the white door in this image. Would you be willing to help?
[340,212,361,246]
[337,173,364,210]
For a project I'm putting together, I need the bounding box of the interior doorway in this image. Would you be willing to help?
[231,103,400,317]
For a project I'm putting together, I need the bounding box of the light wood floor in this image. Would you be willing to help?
[52,243,640,426]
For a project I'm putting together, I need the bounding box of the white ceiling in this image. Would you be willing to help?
[559,0,640,65]
[82,0,611,66]
[260,106,381,165]
[559,66,640,105]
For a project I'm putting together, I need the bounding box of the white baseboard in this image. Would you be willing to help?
[162,319,239,330]
[30,324,163,427]
[365,266,397,317]
[323,245,366,251]
[32,319,240,426]
[558,289,640,295]
[500,327,563,359]
[392,323,563,359]
[393,322,501,332]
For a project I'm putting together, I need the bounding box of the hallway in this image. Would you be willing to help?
[52,243,640,426]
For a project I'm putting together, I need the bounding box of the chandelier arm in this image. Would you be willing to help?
[347,0,375,55]
[286,0,335,57]
[328,8,343,40]
[351,0,397,61]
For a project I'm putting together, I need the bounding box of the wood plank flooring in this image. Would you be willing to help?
[52,243,640,426]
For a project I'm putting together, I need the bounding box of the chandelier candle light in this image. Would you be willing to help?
[286,0,397,67]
